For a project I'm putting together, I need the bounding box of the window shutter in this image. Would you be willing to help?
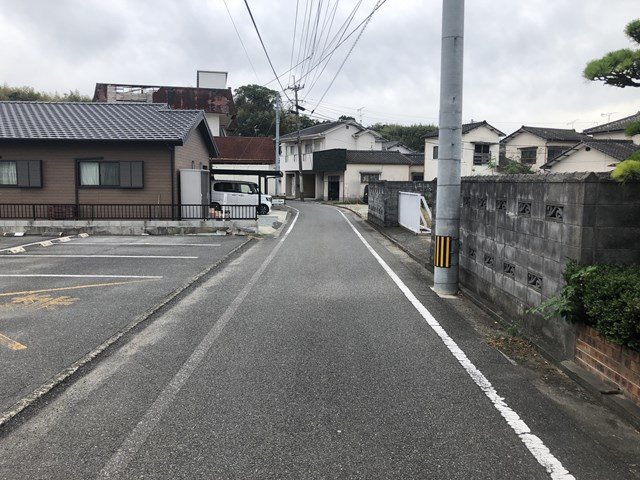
[28,160,42,187]
[16,161,30,187]
[119,162,132,188]
[131,162,143,188]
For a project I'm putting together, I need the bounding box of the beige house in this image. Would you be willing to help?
[280,120,385,198]
[0,101,216,210]
[312,149,423,201]
[424,121,504,180]
[500,126,587,171]
[542,139,640,173]
[583,111,640,143]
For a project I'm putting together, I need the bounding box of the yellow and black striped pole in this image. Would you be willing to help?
[434,235,452,268]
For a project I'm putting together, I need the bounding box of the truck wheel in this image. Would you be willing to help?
[258,204,269,215]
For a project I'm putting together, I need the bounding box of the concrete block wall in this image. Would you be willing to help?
[367,180,435,228]
[459,172,639,359]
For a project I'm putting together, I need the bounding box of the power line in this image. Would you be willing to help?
[223,0,260,82]
[288,0,301,86]
[295,0,387,87]
[243,0,292,103]
[310,0,385,115]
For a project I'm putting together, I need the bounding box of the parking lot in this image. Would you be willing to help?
[0,234,250,413]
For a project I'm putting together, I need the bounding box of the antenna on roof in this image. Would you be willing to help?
[600,112,617,123]
[566,118,579,129]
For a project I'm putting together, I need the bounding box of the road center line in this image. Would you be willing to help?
[97,207,300,479]
[2,254,198,259]
[337,209,574,480]
[0,333,27,351]
[0,274,162,279]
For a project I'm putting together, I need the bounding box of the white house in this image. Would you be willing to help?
[383,141,417,154]
[424,121,504,180]
[583,111,640,143]
[279,120,385,198]
[500,126,587,171]
[312,149,423,201]
[541,139,640,173]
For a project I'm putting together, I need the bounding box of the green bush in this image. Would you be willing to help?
[497,158,534,174]
[611,158,640,183]
[531,261,640,352]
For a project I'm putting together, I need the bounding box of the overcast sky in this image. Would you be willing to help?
[0,0,638,134]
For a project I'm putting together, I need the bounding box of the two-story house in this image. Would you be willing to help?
[423,121,505,180]
[279,120,385,198]
[500,126,587,171]
[540,111,640,173]
[582,111,640,143]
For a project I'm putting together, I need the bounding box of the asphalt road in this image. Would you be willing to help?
[0,202,638,479]
[0,234,248,413]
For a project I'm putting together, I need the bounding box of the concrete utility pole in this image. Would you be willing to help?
[275,95,281,196]
[433,0,464,296]
[289,80,305,201]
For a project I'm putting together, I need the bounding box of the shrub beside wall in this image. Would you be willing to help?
[535,262,640,352]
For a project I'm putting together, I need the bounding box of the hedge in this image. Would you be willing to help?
[532,261,640,352]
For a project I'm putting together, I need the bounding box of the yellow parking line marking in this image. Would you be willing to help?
[0,279,155,298]
[0,333,26,350]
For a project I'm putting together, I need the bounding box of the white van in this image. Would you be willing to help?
[210,180,272,215]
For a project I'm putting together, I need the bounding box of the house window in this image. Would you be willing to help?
[412,173,424,181]
[473,144,491,165]
[433,146,439,160]
[78,160,143,188]
[547,146,565,162]
[0,160,42,187]
[520,147,537,164]
[304,143,312,154]
[360,172,380,183]
[0,162,17,185]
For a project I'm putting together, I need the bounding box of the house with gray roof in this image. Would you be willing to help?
[583,111,640,143]
[310,149,424,201]
[0,101,216,209]
[541,139,640,173]
[279,120,386,198]
[500,126,588,171]
[424,120,505,180]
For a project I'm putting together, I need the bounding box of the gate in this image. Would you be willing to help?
[398,192,432,234]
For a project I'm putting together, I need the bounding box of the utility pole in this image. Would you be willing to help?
[357,107,364,124]
[275,95,281,196]
[433,0,464,296]
[288,78,305,201]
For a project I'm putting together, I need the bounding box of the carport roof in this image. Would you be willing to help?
[0,101,216,153]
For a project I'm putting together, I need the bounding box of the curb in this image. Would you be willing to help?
[0,237,253,429]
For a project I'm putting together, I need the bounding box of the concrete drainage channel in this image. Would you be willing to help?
[0,235,254,429]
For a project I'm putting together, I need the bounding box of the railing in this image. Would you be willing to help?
[0,204,258,221]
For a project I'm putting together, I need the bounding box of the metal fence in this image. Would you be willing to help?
[0,204,258,221]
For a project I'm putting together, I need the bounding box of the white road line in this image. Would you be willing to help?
[0,274,163,279]
[97,207,300,479]
[337,209,574,480]
[2,254,198,259]
[60,243,221,247]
